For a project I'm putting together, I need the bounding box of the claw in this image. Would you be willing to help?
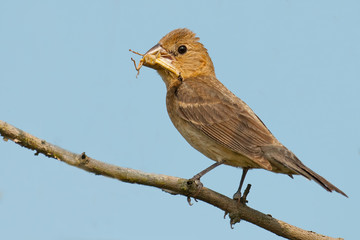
[229,213,241,229]
[187,196,193,206]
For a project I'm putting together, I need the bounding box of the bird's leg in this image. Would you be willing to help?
[187,160,224,194]
[233,168,249,203]
[190,160,224,182]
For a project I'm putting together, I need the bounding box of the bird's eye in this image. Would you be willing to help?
[177,45,187,54]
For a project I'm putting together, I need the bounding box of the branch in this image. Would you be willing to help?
[0,120,342,240]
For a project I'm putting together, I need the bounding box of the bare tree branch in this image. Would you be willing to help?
[0,120,343,240]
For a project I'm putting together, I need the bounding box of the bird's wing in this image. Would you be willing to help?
[175,77,275,170]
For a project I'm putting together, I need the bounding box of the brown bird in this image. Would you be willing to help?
[130,28,347,198]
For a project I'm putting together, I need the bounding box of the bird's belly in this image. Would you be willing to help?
[169,114,260,169]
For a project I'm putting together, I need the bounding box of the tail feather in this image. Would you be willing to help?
[261,145,348,197]
[297,164,348,197]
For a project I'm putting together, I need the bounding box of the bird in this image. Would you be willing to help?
[129,28,347,199]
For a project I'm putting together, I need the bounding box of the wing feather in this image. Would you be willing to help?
[175,76,276,169]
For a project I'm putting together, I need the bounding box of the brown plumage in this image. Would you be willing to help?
[131,28,347,197]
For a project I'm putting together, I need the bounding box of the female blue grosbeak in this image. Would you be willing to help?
[131,28,347,198]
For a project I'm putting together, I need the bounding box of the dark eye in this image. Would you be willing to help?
[177,45,187,54]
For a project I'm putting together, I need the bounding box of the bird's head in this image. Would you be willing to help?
[132,28,215,87]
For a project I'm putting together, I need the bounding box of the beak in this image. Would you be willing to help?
[141,44,180,76]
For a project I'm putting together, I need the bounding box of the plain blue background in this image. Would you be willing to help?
[1,1,359,239]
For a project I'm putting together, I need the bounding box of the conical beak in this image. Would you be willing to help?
[142,44,180,76]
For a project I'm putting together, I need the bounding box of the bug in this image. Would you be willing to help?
[129,48,181,79]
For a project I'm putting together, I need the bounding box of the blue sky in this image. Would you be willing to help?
[1,1,359,239]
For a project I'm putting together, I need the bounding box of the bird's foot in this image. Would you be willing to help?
[185,176,204,205]
[187,176,204,192]
[188,174,203,186]
[232,191,242,202]
[233,184,252,205]
[186,196,198,206]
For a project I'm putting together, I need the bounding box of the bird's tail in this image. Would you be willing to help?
[261,145,348,197]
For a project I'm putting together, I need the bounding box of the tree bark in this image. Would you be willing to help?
[0,120,343,240]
